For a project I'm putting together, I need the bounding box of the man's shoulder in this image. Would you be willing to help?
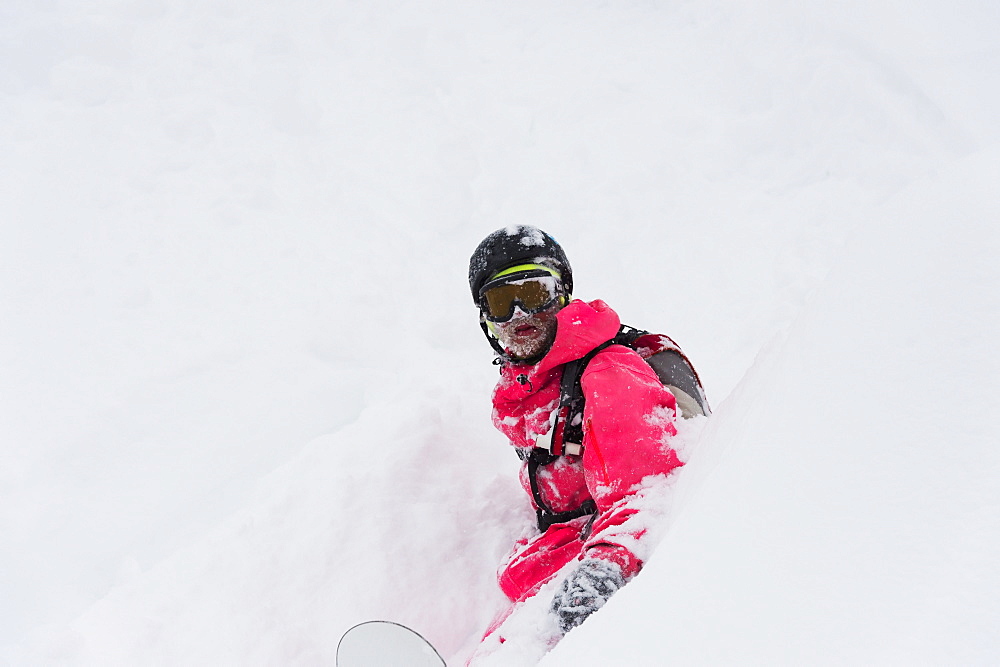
[582,343,653,377]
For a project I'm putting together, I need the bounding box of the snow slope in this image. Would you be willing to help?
[546,149,1000,666]
[1,0,997,664]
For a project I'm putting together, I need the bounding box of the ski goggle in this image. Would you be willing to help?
[478,270,563,323]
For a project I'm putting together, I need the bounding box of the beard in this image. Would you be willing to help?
[494,311,559,361]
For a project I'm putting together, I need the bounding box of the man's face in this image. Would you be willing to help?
[492,302,561,361]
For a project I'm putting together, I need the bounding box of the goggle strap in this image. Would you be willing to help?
[478,269,560,298]
[489,263,561,281]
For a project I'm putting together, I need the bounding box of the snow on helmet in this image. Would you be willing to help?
[468,226,573,305]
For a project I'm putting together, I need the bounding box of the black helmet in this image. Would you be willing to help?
[468,225,573,305]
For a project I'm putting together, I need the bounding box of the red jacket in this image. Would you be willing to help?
[492,299,683,598]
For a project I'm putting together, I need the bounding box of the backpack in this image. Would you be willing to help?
[525,325,709,532]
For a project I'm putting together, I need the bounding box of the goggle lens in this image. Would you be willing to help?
[480,275,560,322]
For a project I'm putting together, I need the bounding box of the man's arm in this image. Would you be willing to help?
[550,345,683,631]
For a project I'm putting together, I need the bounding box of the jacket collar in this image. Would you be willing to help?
[509,299,621,379]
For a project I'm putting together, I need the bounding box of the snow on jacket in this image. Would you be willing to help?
[492,299,683,596]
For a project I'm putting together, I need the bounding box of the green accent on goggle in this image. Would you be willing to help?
[489,263,561,281]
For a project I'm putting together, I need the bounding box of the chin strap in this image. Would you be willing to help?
[481,320,509,359]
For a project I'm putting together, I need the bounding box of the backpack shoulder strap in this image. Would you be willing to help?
[523,325,643,532]
[559,325,643,450]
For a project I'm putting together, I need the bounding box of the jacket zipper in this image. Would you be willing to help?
[585,418,611,486]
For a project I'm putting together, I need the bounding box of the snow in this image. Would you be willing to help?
[546,148,1000,666]
[2,0,998,664]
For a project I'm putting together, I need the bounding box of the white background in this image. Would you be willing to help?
[2,0,998,663]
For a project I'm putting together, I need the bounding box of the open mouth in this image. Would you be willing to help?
[514,324,539,337]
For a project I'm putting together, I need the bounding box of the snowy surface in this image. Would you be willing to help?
[2,0,998,664]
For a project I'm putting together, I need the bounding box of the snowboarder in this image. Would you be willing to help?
[468,226,705,648]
